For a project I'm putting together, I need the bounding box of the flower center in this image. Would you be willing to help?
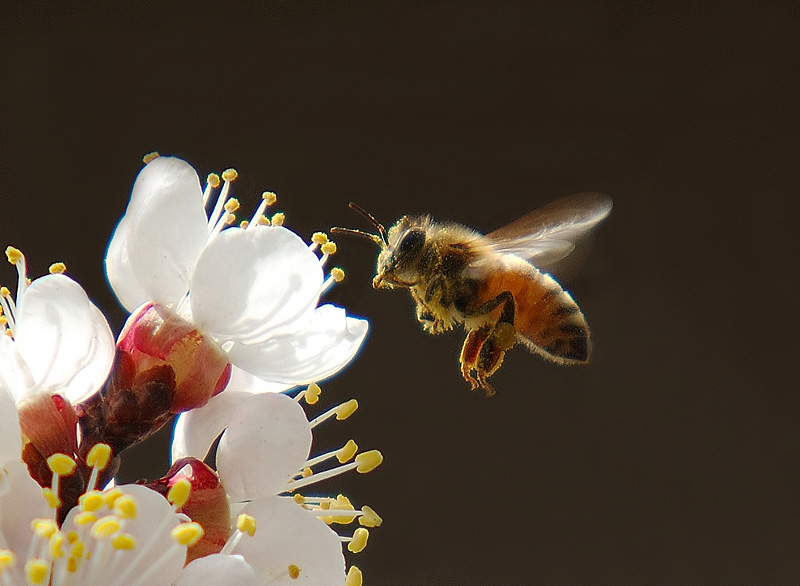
[0,444,202,586]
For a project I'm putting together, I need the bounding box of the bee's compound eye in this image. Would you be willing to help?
[397,229,426,257]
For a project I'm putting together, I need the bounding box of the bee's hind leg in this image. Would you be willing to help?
[460,291,518,396]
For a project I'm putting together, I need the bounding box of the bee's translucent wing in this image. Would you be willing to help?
[484,192,612,267]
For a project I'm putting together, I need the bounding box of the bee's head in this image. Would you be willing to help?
[374,216,428,289]
[331,204,427,289]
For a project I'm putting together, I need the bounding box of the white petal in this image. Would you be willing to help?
[0,335,30,402]
[216,394,311,500]
[176,554,259,586]
[13,275,108,394]
[234,496,346,586]
[60,303,115,404]
[190,226,323,344]
[0,387,21,465]
[62,484,186,586]
[0,460,50,553]
[227,305,369,385]
[226,366,294,395]
[105,215,152,312]
[111,156,210,309]
[171,390,251,463]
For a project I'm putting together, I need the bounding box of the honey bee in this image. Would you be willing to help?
[331,193,612,396]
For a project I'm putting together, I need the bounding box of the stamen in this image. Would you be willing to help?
[287,450,382,492]
[171,522,204,547]
[167,478,192,510]
[308,399,358,429]
[271,212,285,226]
[237,514,257,537]
[345,565,363,586]
[142,152,160,164]
[319,241,337,267]
[0,550,16,571]
[303,439,358,469]
[78,491,104,513]
[25,558,49,585]
[85,443,112,492]
[358,506,383,528]
[5,246,28,299]
[320,267,346,296]
[203,173,221,206]
[309,232,328,252]
[247,192,277,228]
[207,168,238,236]
[346,528,369,553]
[294,382,322,405]
[48,262,67,274]
[113,495,138,520]
[288,564,301,579]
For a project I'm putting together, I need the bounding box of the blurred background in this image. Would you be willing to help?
[2,2,798,584]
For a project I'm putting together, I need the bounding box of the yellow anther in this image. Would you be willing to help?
[293,494,306,505]
[78,490,105,511]
[312,232,328,245]
[5,247,22,266]
[73,511,97,527]
[236,514,257,537]
[32,519,58,539]
[225,212,237,225]
[240,220,250,229]
[114,495,138,520]
[25,559,49,585]
[104,487,123,508]
[48,532,65,558]
[86,444,112,470]
[47,453,77,476]
[288,564,301,579]
[49,262,67,274]
[331,495,356,524]
[71,540,85,559]
[330,267,345,282]
[207,173,221,188]
[221,168,238,182]
[336,440,358,463]
[257,215,271,225]
[320,500,331,510]
[304,382,321,405]
[66,531,79,544]
[41,488,61,510]
[171,522,204,547]
[262,191,277,205]
[167,478,192,509]
[224,198,240,212]
[335,399,358,420]
[0,550,16,570]
[142,152,160,164]
[358,505,383,528]
[111,533,136,550]
[91,516,121,538]
[301,467,313,478]
[345,565,363,586]
[66,556,79,573]
[321,241,337,256]
[348,528,369,553]
[355,450,383,474]
[271,212,285,226]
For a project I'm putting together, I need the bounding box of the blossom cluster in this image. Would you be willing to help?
[0,154,379,585]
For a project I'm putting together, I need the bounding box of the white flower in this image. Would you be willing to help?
[106,155,368,389]
[172,389,381,586]
[0,249,114,405]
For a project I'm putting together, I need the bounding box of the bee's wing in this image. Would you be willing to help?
[484,192,612,267]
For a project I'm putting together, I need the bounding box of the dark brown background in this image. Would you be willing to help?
[2,2,798,584]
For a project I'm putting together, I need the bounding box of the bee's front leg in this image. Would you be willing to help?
[414,278,452,334]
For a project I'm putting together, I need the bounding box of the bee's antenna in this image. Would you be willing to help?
[347,202,388,244]
[329,226,384,246]
[330,202,388,246]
